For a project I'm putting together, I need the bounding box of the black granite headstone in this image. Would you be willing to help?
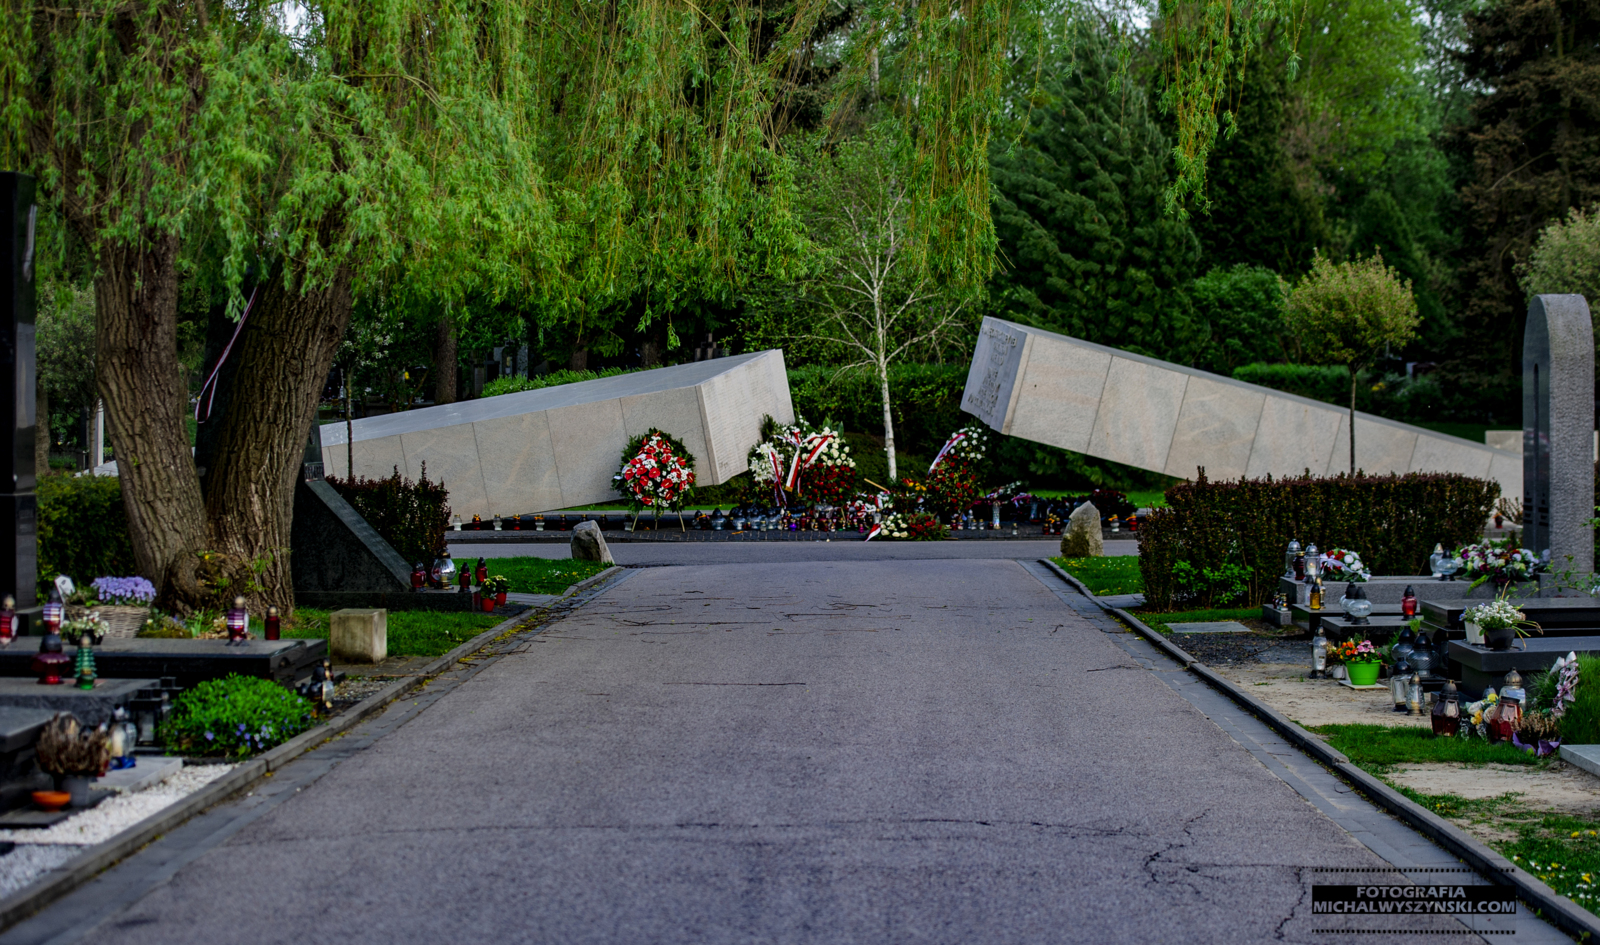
[0,174,37,613]
[1523,294,1595,572]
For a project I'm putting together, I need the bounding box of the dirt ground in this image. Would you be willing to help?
[1212,661,1429,728]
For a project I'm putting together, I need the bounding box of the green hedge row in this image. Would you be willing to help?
[787,363,968,459]
[326,466,450,564]
[1137,470,1500,611]
[37,474,137,593]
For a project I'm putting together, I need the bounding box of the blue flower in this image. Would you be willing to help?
[205,731,214,741]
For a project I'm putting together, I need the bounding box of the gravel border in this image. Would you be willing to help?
[1041,558,1600,941]
[0,564,625,931]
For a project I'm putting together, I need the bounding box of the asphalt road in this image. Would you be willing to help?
[16,556,1503,944]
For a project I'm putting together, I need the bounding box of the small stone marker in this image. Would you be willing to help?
[571,520,614,565]
[330,608,387,663]
[1059,501,1103,557]
[1166,621,1252,634]
[1522,294,1595,573]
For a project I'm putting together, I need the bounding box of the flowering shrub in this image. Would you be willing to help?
[91,576,156,606]
[877,511,947,541]
[614,429,696,511]
[1319,549,1370,583]
[1331,639,1380,664]
[1458,538,1543,588]
[161,675,315,759]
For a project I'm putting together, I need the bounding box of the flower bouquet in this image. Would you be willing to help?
[614,429,696,529]
[1331,639,1383,685]
[1319,549,1370,583]
[747,417,856,505]
[873,511,947,541]
[1458,538,1543,591]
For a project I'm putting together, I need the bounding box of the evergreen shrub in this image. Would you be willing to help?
[37,474,137,594]
[1138,470,1499,611]
[326,465,450,564]
[787,364,966,458]
[161,675,315,758]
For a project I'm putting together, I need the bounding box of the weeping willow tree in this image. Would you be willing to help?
[0,0,1020,609]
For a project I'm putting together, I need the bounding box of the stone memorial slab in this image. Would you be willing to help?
[962,317,1519,496]
[0,639,326,689]
[1167,621,1251,634]
[320,351,792,517]
[96,755,182,794]
[1450,636,1600,692]
[1522,294,1595,572]
[0,677,157,727]
[1559,744,1600,779]
[0,707,53,755]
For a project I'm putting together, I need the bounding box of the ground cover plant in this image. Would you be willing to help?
[287,610,505,659]
[162,676,315,759]
[1053,557,1143,596]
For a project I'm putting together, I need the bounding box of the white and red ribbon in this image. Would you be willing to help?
[928,432,966,474]
[864,523,881,541]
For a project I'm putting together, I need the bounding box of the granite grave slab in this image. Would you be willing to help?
[0,639,326,689]
[1449,637,1600,693]
[1523,294,1595,572]
[0,677,156,727]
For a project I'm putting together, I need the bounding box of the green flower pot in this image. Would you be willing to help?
[1346,661,1381,686]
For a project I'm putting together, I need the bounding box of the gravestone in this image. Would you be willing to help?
[1522,294,1594,572]
[1060,502,1103,557]
[0,174,37,624]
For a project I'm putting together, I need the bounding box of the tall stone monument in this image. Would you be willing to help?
[1523,294,1594,572]
[0,174,37,614]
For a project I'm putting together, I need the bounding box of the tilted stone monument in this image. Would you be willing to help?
[320,350,792,518]
[1523,294,1595,572]
[1060,502,1104,557]
[961,317,1521,497]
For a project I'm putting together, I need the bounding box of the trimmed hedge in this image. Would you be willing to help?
[326,466,451,564]
[37,473,137,594]
[787,363,967,458]
[1137,470,1500,611]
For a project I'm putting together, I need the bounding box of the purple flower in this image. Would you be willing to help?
[205,731,214,742]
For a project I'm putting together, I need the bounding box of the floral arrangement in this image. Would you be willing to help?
[1550,651,1581,718]
[946,424,989,465]
[1458,538,1543,588]
[876,511,947,541]
[488,575,510,595]
[1330,639,1380,664]
[923,452,981,517]
[61,613,109,645]
[1319,549,1370,583]
[91,576,156,606]
[613,429,696,512]
[747,417,856,503]
[1462,690,1499,738]
[1464,598,1537,634]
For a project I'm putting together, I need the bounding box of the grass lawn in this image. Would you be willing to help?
[1052,556,1143,596]
[1309,723,1548,772]
[285,609,505,658]
[1135,606,1261,633]
[474,557,611,595]
[1031,488,1168,508]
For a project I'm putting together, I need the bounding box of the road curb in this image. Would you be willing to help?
[1039,558,1600,942]
[0,566,632,932]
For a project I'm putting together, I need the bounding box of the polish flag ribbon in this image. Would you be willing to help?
[928,432,966,474]
[864,523,882,541]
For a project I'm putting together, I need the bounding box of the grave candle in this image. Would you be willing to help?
[225,596,248,645]
[0,594,14,647]
[1285,538,1302,578]
[265,605,281,641]
[1389,658,1413,712]
[1309,629,1328,679]
[1407,672,1423,716]
[1401,585,1418,618]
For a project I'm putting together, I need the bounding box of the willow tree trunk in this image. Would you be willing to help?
[95,236,210,602]
[203,265,353,612]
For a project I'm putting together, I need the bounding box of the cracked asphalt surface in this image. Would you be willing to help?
[46,559,1483,942]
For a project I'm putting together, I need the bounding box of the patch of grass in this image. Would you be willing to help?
[1310,723,1549,771]
[286,609,505,658]
[1030,488,1168,508]
[1390,786,1529,820]
[1053,556,1143,595]
[474,557,611,595]
[1500,812,1600,907]
[1136,607,1261,634]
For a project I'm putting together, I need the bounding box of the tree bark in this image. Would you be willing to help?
[569,345,588,371]
[95,236,210,603]
[204,263,354,613]
[434,315,457,405]
[880,361,898,482]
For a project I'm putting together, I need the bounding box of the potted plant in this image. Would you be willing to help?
[489,575,509,606]
[88,576,157,638]
[1464,598,1541,651]
[36,713,108,807]
[1333,639,1383,686]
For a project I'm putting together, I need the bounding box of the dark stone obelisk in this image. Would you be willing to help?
[0,174,38,611]
[1523,294,1594,573]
